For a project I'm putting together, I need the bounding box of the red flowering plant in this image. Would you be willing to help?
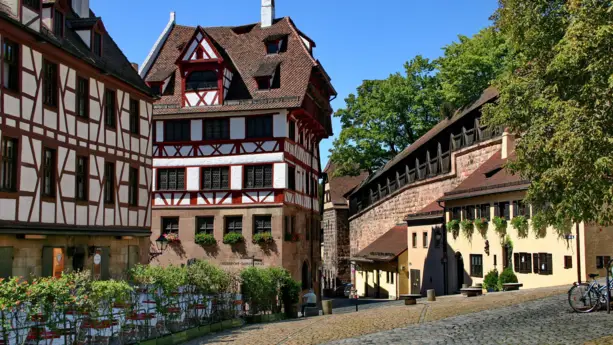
[164,232,181,243]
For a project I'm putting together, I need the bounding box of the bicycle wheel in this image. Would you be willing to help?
[569,283,601,313]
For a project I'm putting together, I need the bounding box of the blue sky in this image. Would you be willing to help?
[93,0,498,169]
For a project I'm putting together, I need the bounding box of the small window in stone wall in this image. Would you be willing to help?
[597,256,611,269]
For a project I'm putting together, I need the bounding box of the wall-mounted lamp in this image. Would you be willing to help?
[149,235,169,260]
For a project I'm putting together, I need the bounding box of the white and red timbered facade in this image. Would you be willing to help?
[0,0,154,279]
[141,1,335,288]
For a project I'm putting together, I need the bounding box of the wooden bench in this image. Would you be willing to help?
[399,294,422,305]
[460,287,483,297]
[502,283,523,291]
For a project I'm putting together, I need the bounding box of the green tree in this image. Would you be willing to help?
[330,56,442,176]
[330,28,509,176]
[437,27,509,109]
[482,0,613,228]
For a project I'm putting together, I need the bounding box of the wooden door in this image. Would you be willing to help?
[410,269,421,295]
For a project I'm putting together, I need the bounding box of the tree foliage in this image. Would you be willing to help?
[330,56,441,176]
[482,0,613,226]
[331,28,509,176]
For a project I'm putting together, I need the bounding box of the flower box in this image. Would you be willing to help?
[164,232,180,243]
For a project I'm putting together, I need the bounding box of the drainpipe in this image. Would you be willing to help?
[576,223,581,284]
[437,200,448,295]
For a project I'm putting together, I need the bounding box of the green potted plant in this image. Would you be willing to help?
[195,233,217,246]
[460,219,474,241]
[511,215,529,239]
[223,232,244,245]
[492,216,508,237]
[253,232,274,244]
[474,217,489,238]
[446,219,460,239]
[498,267,519,291]
[482,269,499,292]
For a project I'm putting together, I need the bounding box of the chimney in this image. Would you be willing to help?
[71,0,90,18]
[131,63,139,71]
[501,129,515,160]
[261,0,275,28]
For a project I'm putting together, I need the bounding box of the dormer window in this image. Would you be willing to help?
[264,34,288,55]
[23,0,40,11]
[267,40,281,54]
[186,70,217,91]
[93,31,102,56]
[53,9,64,37]
[150,84,161,96]
[254,62,280,91]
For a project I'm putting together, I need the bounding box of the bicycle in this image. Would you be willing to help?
[568,273,613,313]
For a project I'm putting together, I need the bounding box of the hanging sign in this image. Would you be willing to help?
[94,253,102,265]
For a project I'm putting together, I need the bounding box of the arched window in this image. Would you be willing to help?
[185,70,217,91]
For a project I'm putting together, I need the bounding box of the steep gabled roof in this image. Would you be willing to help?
[0,6,152,96]
[440,150,530,201]
[324,162,369,206]
[143,17,335,115]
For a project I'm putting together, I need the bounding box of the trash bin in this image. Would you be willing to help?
[322,300,333,315]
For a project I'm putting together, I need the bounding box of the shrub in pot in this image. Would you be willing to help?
[223,232,245,245]
[460,219,474,241]
[492,216,508,238]
[446,220,460,239]
[498,267,519,291]
[253,232,274,245]
[482,269,499,292]
[195,233,217,246]
[474,217,489,239]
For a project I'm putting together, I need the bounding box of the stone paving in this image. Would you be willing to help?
[185,285,613,345]
[328,294,613,345]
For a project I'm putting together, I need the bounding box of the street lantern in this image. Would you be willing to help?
[155,234,169,252]
[434,228,442,247]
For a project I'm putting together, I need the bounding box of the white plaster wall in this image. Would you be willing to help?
[191,119,203,141]
[230,117,245,140]
[186,167,200,191]
[273,113,286,138]
[274,163,286,189]
[231,166,242,190]
[153,152,284,168]
[156,121,164,142]
[0,199,16,221]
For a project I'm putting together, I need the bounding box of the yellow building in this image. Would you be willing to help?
[439,144,613,292]
[352,225,409,299]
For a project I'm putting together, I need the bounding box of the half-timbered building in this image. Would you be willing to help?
[140,0,335,289]
[0,0,154,279]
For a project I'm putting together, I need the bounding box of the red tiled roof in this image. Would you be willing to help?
[324,162,368,206]
[145,18,334,116]
[441,150,530,201]
[354,224,407,262]
[405,200,444,220]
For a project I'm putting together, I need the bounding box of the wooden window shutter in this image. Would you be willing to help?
[514,253,520,272]
[533,253,539,273]
[127,245,139,271]
[42,247,54,277]
[101,247,110,280]
[547,254,553,275]
[512,201,518,217]
[0,247,13,279]
[494,203,500,217]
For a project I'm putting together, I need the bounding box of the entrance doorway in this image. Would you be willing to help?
[456,252,464,290]
[410,269,421,295]
[364,271,369,297]
[302,261,310,290]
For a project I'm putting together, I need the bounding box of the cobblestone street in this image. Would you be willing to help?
[186,285,613,345]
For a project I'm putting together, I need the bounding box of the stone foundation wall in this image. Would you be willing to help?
[322,208,352,287]
[349,139,502,258]
[0,235,148,279]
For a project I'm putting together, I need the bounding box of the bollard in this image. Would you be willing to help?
[427,289,436,302]
[322,300,333,315]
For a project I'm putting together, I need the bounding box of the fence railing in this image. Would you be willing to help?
[0,288,243,345]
